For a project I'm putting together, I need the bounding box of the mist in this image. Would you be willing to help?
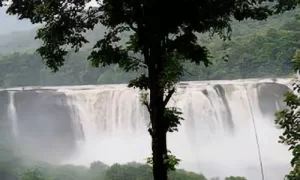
[0,8,33,35]
[0,79,292,180]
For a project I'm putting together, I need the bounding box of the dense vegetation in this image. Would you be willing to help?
[275,49,300,180]
[0,9,299,88]
[0,149,245,180]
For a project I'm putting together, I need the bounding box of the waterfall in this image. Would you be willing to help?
[0,78,293,180]
[7,91,18,137]
[164,82,290,180]
[63,87,151,165]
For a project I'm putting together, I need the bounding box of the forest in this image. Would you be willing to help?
[0,9,299,88]
[0,151,245,180]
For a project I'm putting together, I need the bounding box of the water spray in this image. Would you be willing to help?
[244,84,265,180]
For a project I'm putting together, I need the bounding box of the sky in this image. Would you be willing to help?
[0,8,34,35]
[0,1,99,35]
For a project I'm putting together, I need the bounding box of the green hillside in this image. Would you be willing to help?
[0,9,299,88]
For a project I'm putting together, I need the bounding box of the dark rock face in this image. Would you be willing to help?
[0,90,77,163]
[257,82,290,118]
[0,91,9,128]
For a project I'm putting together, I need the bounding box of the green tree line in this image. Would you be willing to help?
[0,151,246,180]
[0,9,299,88]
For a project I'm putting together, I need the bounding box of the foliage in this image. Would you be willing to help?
[21,168,48,180]
[275,49,300,180]
[224,177,247,180]
[105,163,151,180]
[146,150,181,173]
[0,11,299,87]
[16,161,248,180]
[0,154,246,180]
[88,161,108,180]
[168,169,206,180]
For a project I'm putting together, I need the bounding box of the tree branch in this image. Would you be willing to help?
[143,101,151,113]
[164,88,176,107]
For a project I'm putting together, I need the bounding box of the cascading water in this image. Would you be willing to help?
[63,86,151,165]
[7,91,18,137]
[2,78,293,180]
[164,82,290,180]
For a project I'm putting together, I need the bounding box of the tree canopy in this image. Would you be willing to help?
[0,0,298,72]
[0,11,300,88]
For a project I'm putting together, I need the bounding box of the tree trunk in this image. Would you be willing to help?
[152,130,168,180]
[150,86,168,180]
[146,36,168,180]
[149,70,168,180]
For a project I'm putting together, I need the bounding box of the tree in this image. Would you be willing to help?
[21,168,48,180]
[225,176,247,180]
[88,161,108,180]
[276,49,300,180]
[275,14,300,180]
[1,1,299,180]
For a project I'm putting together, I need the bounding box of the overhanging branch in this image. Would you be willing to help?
[163,88,176,107]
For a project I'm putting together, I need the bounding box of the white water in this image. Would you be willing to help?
[7,91,18,137]
[4,79,293,180]
[50,80,290,180]
[64,88,151,164]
